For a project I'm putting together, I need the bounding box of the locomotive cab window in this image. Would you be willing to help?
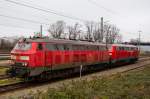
[14,42,32,51]
[38,43,43,50]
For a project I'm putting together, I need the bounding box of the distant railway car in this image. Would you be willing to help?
[109,44,139,64]
[9,38,110,78]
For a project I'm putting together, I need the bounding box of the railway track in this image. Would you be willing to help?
[0,82,28,93]
[0,75,10,80]
[0,54,10,56]
[138,56,150,61]
[0,53,10,61]
[0,57,150,94]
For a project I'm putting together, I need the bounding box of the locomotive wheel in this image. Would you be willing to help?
[24,76,34,82]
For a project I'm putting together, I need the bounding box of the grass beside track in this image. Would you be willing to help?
[0,57,10,60]
[0,78,21,86]
[0,67,21,86]
[0,67,9,75]
[14,64,150,99]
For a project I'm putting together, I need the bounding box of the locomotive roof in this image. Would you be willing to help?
[23,38,137,47]
[25,38,107,46]
[112,44,137,48]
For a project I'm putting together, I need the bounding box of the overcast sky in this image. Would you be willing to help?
[0,0,150,41]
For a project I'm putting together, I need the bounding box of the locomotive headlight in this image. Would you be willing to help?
[20,56,29,60]
[109,53,112,55]
[23,62,28,66]
[11,55,16,60]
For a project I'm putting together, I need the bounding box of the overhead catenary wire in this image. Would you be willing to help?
[3,0,88,22]
[0,4,51,23]
[0,23,39,30]
[86,0,118,15]
[0,23,48,31]
[0,14,50,25]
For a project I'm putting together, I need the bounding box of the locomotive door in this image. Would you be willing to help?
[44,43,55,68]
[45,50,53,68]
[36,43,45,66]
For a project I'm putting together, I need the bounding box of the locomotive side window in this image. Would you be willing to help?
[99,46,104,50]
[79,45,82,50]
[64,45,69,50]
[56,44,65,50]
[124,47,126,50]
[83,45,87,50]
[78,45,83,50]
[72,45,79,50]
[64,44,72,50]
[81,45,85,50]
[99,46,101,50]
[38,43,43,50]
[103,46,106,50]
[92,46,95,50]
[87,46,91,50]
[73,45,85,50]
[96,46,99,50]
[46,43,56,50]
[135,47,138,50]
[117,47,120,50]
[125,47,128,51]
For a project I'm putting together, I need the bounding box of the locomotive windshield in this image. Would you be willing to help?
[14,42,31,50]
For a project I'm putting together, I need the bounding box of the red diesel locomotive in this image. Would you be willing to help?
[9,38,139,79]
[9,38,109,78]
[109,44,139,64]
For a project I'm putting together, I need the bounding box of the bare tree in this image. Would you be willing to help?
[130,38,139,43]
[93,22,104,42]
[48,20,66,39]
[104,24,111,44]
[116,34,122,43]
[47,20,120,43]
[85,21,94,41]
[104,24,120,44]
[109,25,120,43]
[85,21,104,42]
[0,38,18,50]
[68,23,82,40]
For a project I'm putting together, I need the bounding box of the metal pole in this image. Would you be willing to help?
[80,65,83,78]
[40,25,43,37]
[138,31,141,51]
[101,17,103,42]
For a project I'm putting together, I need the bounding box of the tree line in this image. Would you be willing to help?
[47,20,122,44]
[0,38,18,50]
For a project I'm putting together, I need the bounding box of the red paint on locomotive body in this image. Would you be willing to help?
[10,38,110,77]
